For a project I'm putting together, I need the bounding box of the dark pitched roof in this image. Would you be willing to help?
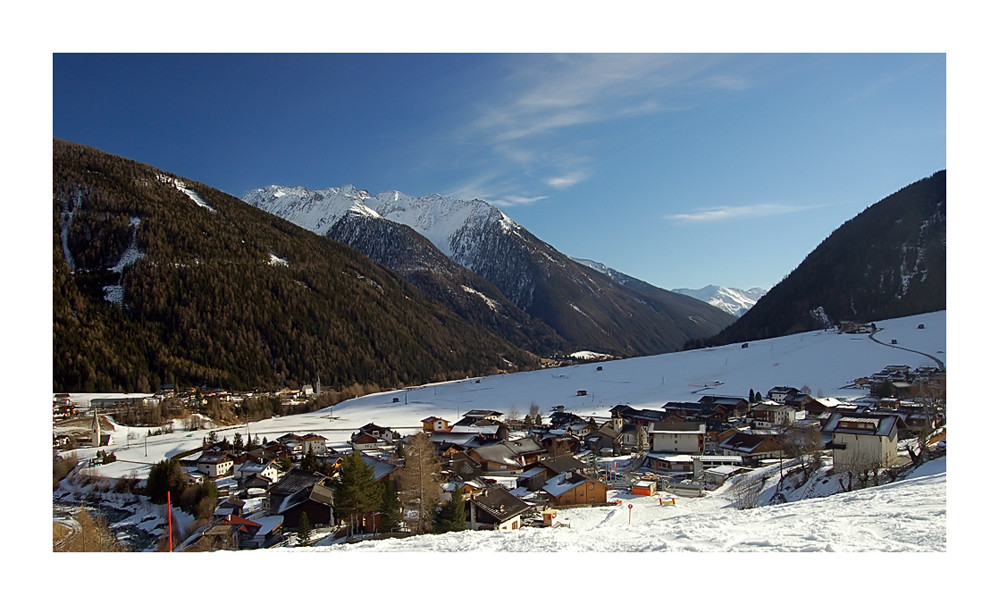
[718,432,777,454]
[360,454,399,482]
[270,469,325,497]
[698,395,749,407]
[537,454,586,475]
[821,412,899,437]
[470,486,532,523]
[649,421,705,434]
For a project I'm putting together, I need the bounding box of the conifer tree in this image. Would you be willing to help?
[433,488,466,533]
[297,511,311,545]
[332,451,380,536]
[379,481,403,533]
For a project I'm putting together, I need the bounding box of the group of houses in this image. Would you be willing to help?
[120,363,947,550]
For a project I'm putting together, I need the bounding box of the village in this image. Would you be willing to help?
[52,354,946,552]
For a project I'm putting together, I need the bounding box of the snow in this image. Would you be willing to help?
[304,458,944,552]
[159,174,216,213]
[673,284,768,317]
[461,285,500,312]
[53,311,957,565]
[68,310,946,483]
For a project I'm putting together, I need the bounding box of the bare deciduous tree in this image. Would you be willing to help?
[398,432,443,534]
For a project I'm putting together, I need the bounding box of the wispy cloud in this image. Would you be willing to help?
[473,54,742,145]
[545,170,589,190]
[664,203,816,223]
[452,54,757,202]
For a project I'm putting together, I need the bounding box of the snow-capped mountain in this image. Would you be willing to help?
[243,186,736,358]
[244,186,568,355]
[671,285,768,317]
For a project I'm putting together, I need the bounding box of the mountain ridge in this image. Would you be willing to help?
[703,170,946,346]
[244,186,736,358]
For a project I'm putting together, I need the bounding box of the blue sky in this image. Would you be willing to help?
[52,53,944,291]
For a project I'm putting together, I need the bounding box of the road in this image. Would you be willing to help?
[868,329,945,371]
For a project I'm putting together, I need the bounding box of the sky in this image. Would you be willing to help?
[51,52,944,291]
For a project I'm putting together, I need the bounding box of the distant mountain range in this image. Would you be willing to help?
[703,170,946,346]
[243,186,735,358]
[670,285,768,317]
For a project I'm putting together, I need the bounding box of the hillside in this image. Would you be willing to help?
[705,171,946,346]
[52,140,540,393]
[244,187,735,358]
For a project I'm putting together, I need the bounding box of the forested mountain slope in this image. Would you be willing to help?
[703,171,946,346]
[53,140,539,393]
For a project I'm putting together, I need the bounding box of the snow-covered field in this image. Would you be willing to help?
[68,310,946,481]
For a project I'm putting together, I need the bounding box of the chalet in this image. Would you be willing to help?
[195,450,234,478]
[462,410,503,421]
[697,395,750,418]
[429,431,482,455]
[466,485,534,530]
[300,433,328,456]
[516,454,587,492]
[609,404,670,427]
[178,514,262,551]
[448,452,485,481]
[246,515,284,549]
[767,386,800,403]
[242,472,275,491]
[268,469,328,514]
[645,453,743,474]
[750,402,797,429]
[351,431,395,451]
[716,432,783,466]
[275,433,304,457]
[584,422,624,456]
[540,433,582,456]
[469,437,545,473]
[839,321,874,334]
[541,472,609,507]
[822,411,900,471]
[276,480,335,529]
[214,496,245,518]
[239,447,269,465]
[702,465,751,486]
[449,417,509,441]
[358,423,398,441]
[234,459,280,483]
[648,421,705,454]
[262,441,294,460]
[421,416,451,433]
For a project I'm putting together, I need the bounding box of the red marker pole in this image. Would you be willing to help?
[628,503,633,525]
[167,490,173,552]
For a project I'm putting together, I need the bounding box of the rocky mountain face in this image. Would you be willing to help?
[704,170,946,346]
[244,187,736,358]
